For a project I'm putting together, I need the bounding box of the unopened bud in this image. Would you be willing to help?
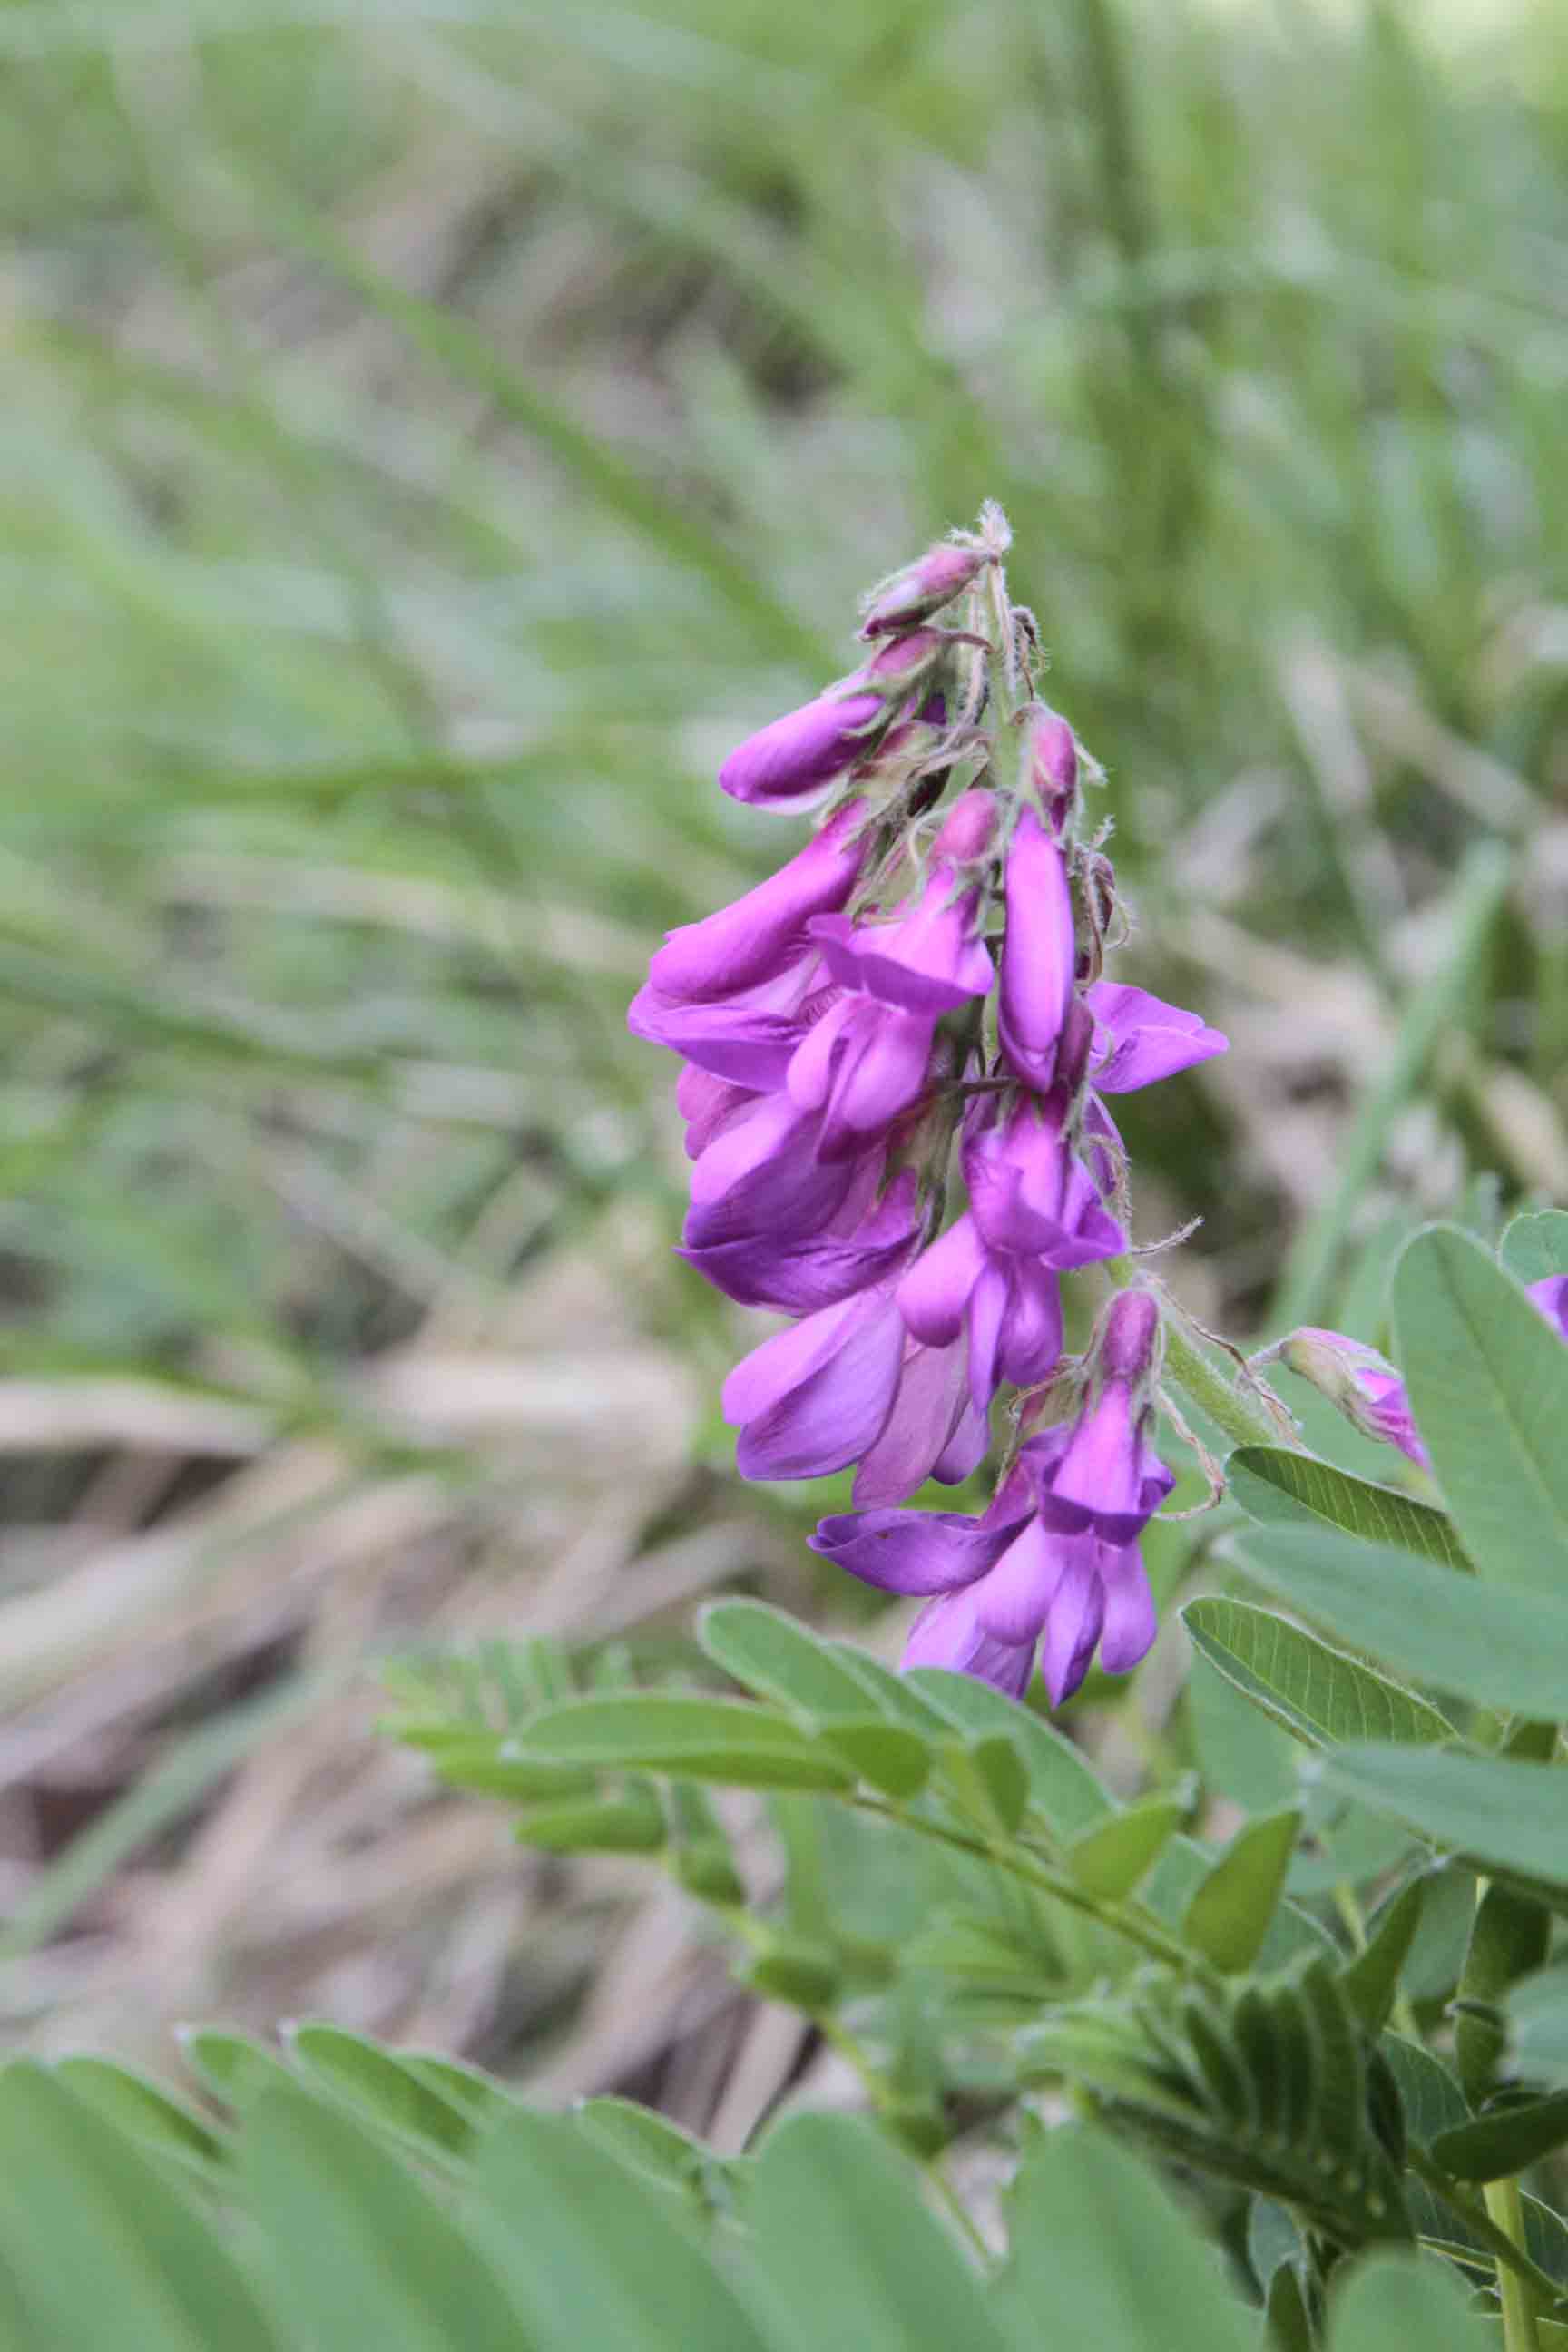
[934,789,997,865]
[858,628,945,696]
[1097,1289,1162,1386]
[858,543,987,638]
[1024,708,1080,823]
[1271,1328,1430,1470]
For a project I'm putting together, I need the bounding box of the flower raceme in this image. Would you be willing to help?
[628,514,1231,1701]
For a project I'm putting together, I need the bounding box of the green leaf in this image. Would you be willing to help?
[287,2024,475,2157]
[1455,1877,1552,2101]
[240,2086,524,2352]
[427,1740,599,1800]
[1182,1596,1453,1749]
[936,1733,1028,1834]
[997,2126,1256,2352]
[1228,1445,1469,1570]
[820,1642,961,1735]
[817,1717,932,1798]
[1501,1209,1568,1287]
[50,2056,220,2170]
[511,1787,669,1853]
[1325,2251,1479,2351]
[1322,1747,1568,1887]
[1235,1526,1568,1718]
[1340,1877,1427,2033]
[1182,1809,1301,1972]
[512,1694,854,1790]
[1506,1965,1568,2087]
[1264,2259,1314,2352]
[744,2112,1014,2352]
[177,2028,294,2112]
[1430,2090,1568,2181]
[698,1600,887,1719]
[906,1668,1117,1839]
[1394,1225,1568,1599]
[475,2109,773,2351]
[574,2098,713,2195]
[0,2065,280,2352]
[1067,1798,1187,1901]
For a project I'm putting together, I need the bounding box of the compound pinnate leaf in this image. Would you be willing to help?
[698,1600,888,1720]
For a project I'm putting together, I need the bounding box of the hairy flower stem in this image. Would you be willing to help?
[1103,1254,1288,1454]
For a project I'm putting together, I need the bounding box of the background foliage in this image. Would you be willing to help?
[4,0,1568,2340]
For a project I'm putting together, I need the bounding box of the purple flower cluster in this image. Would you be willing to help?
[629,526,1228,1701]
[1278,1276,1568,1475]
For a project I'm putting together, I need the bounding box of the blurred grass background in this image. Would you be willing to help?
[2,0,1566,2122]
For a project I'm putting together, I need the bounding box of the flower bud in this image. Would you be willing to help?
[1273,1328,1430,1470]
[1097,1288,1162,1386]
[858,628,945,696]
[933,788,997,865]
[1025,708,1079,825]
[719,688,886,811]
[858,543,987,638]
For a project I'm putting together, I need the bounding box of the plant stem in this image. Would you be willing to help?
[848,1792,1209,1979]
[1486,2173,1544,2352]
[1405,2150,1561,2325]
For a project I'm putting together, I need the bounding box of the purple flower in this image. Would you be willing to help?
[683,1092,882,1253]
[1083,982,1228,1094]
[1026,1291,1173,1546]
[720,690,887,812]
[787,863,995,1157]
[629,808,869,1086]
[932,788,997,867]
[811,1455,1158,1704]
[858,543,986,638]
[998,807,1075,1091]
[897,1097,1123,1411]
[675,1064,757,1161]
[723,1283,984,1502]
[681,1167,921,1315]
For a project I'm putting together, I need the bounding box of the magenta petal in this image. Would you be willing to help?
[1096,1541,1158,1674]
[676,1067,756,1161]
[680,1171,916,1311]
[631,988,808,1089]
[965,1260,1010,1418]
[720,690,883,810]
[1529,1275,1568,1345]
[932,1393,989,1486]
[648,805,867,996]
[1040,1553,1105,1706]
[685,1095,860,1247]
[853,1337,973,1507]
[809,1506,1026,1595]
[973,1516,1070,1643]
[897,1216,986,1348]
[900,1590,1037,1698]
[820,1002,934,1147]
[998,807,1074,1089]
[722,1292,867,1426]
[1084,981,1228,1093]
[1040,1385,1143,1533]
[996,1259,1063,1388]
[733,1294,906,1481]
